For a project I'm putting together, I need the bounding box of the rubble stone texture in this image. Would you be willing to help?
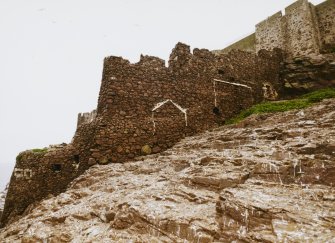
[0,99,334,242]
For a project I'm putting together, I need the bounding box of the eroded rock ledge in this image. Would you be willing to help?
[0,99,334,242]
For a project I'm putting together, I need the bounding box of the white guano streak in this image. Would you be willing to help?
[213,78,253,106]
[151,99,188,133]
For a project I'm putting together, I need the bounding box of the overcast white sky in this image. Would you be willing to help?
[0,0,324,190]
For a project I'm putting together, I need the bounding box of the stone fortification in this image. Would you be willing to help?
[317,0,335,52]
[0,43,283,227]
[77,110,97,128]
[256,0,322,56]
[2,0,335,229]
[217,0,335,57]
[255,11,285,53]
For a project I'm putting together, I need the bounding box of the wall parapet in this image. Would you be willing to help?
[77,109,97,128]
[256,11,283,28]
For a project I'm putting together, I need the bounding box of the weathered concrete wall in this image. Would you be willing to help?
[316,0,335,52]
[256,12,285,53]
[0,43,283,227]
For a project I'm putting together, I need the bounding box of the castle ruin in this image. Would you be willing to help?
[1,0,335,227]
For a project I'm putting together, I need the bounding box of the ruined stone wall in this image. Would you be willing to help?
[285,0,321,56]
[92,45,282,164]
[77,109,97,127]
[229,0,334,57]
[316,0,335,52]
[0,43,283,227]
[1,121,100,227]
[255,0,322,56]
[1,145,83,226]
[256,12,285,53]
[94,46,247,163]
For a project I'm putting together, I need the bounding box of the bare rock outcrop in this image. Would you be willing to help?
[0,99,335,242]
[281,54,335,97]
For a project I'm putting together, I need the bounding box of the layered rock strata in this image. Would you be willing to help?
[281,53,335,96]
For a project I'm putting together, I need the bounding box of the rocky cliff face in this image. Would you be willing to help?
[281,53,335,97]
[0,99,334,242]
[0,185,8,220]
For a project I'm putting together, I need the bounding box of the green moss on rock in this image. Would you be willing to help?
[16,153,24,162]
[226,88,335,124]
[31,148,48,154]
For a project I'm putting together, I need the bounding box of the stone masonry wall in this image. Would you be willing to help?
[285,0,321,56]
[92,45,283,164]
[256,12,285,53]
[316,0,335,52]
[236,0,335,56]
[0,43,283,227]
[77,109,97,128]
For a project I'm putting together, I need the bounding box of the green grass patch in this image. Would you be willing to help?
[226,88,335,124]
[31,148,48,154]
[16,148,48,162]
[302,88,335,103]
[15,148,48,162]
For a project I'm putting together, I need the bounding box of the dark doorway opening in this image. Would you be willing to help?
[52,164,62,172]
[213,107,220,115]
[74,155,80,164]
[218,69,225,75]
